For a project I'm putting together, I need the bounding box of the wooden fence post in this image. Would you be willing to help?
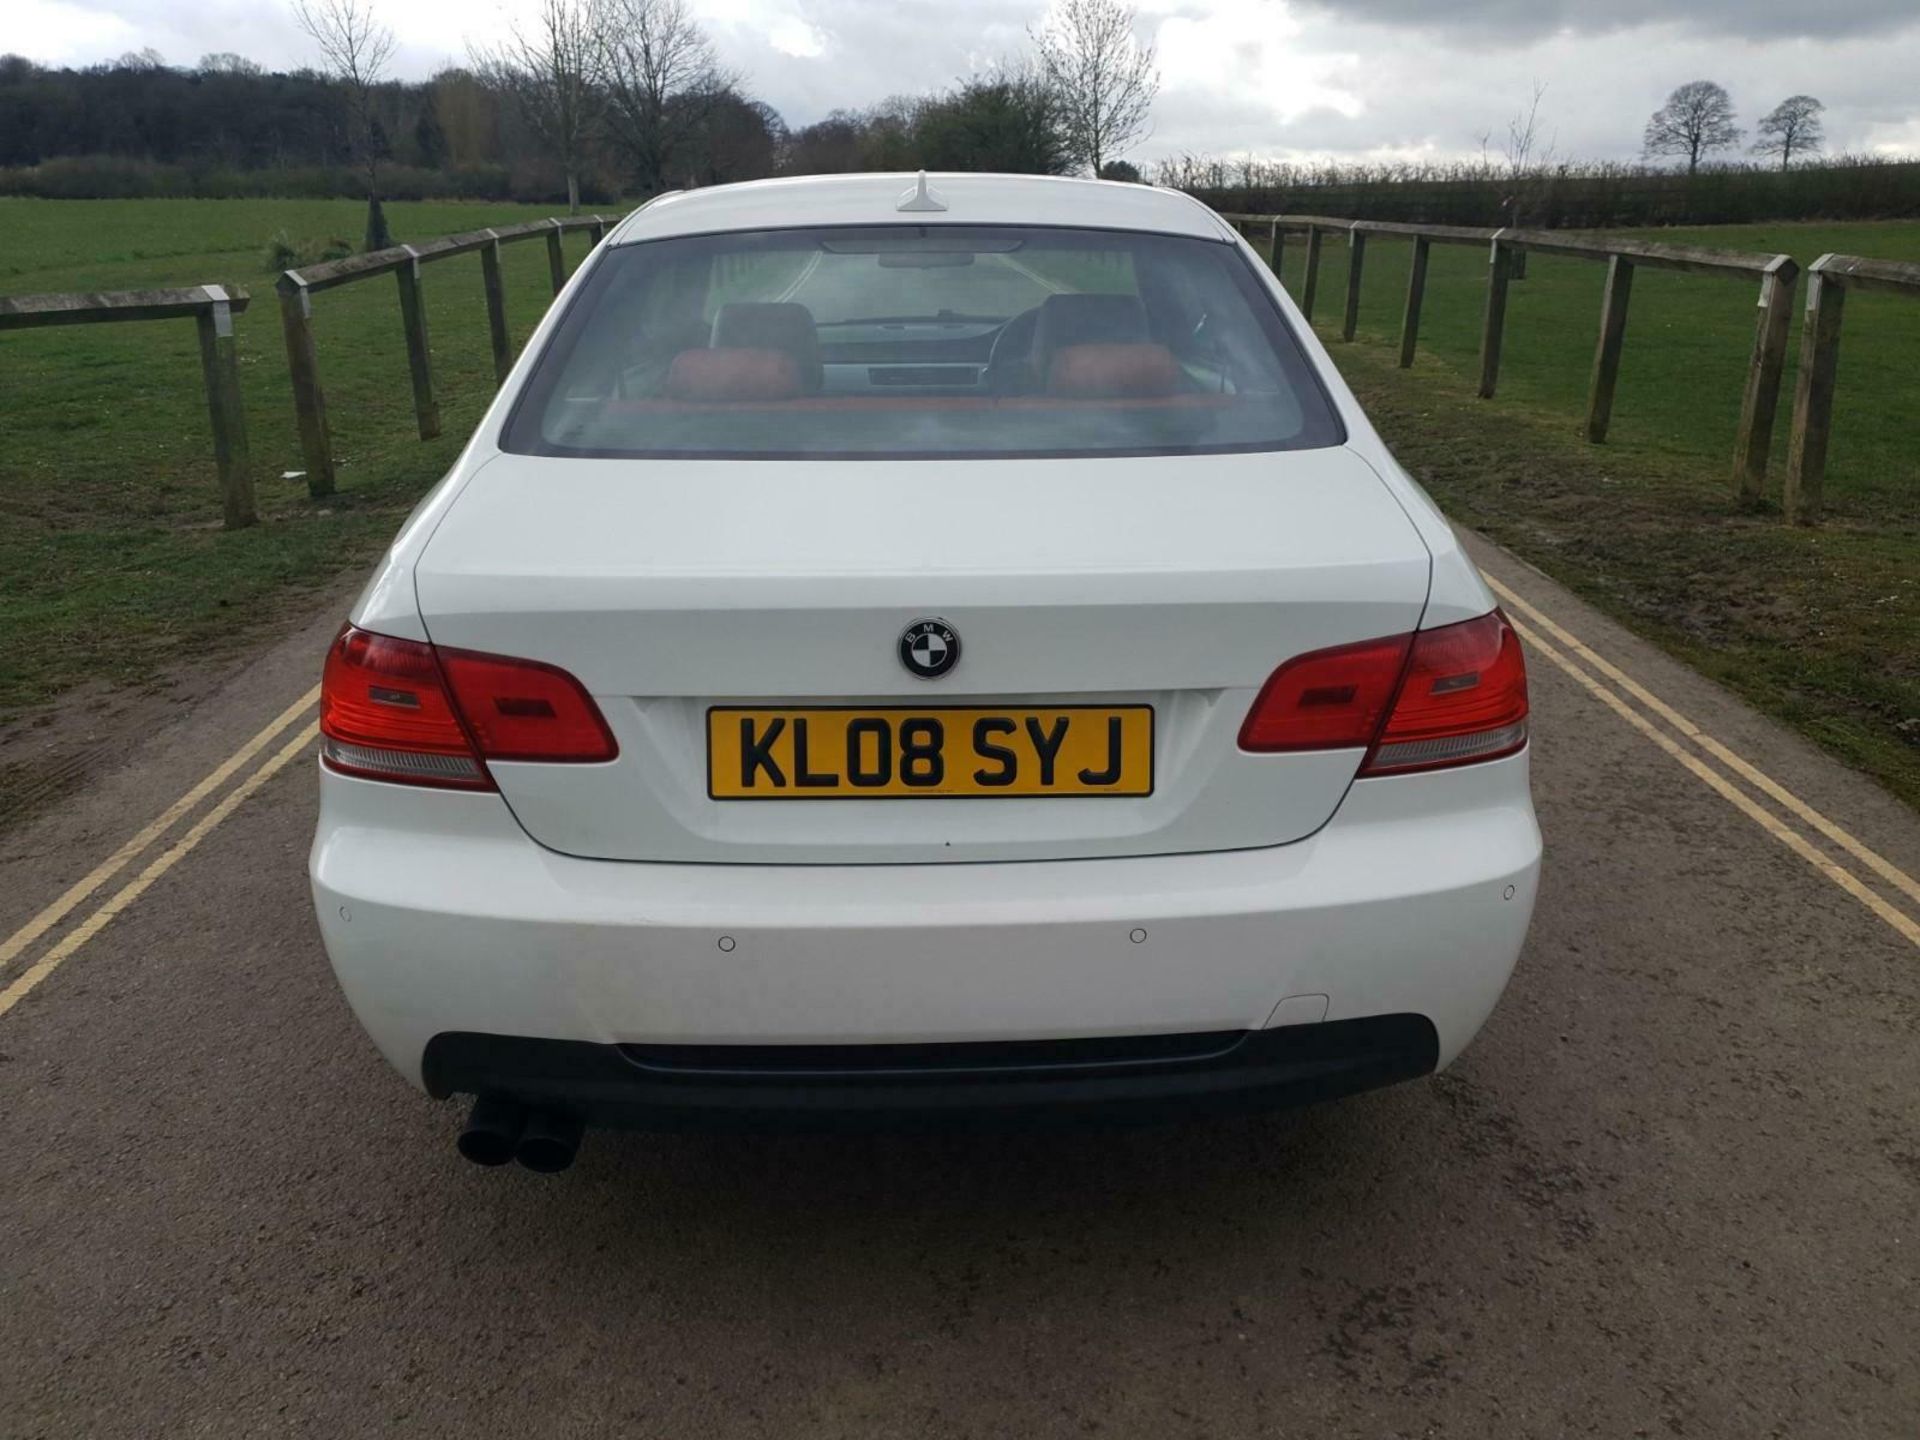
[480,230,512,386]
[546,221,568,297]
[588,217,607,245]
[275,274,335,497]
[1341,228,1367,341]
[1267,220,1283,279]
[1478,231,1514,399]
[1300,225,1324,322]
[1584,255,1635,443]
[192,286,255,530]
[1398,236,1429,368]
[1783,261,1844,525]
[394,247,441,440]
[1732,257,1799,504]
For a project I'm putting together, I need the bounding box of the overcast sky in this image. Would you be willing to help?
[12,0,1920,167]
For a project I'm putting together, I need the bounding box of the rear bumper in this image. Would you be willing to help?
[421,1018,1441,1131]
[311,749,1540,1098]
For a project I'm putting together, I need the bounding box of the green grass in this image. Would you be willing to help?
[1272,219,1920,806]
[0,197,604,711]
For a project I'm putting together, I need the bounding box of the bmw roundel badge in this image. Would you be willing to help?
[899,619,959,679]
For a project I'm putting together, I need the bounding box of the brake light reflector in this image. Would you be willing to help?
[438,649,618,763]
[1362,610,1528,775]
[1238,633,1414,752]
[320,624,617,789]
[1238,610,1528,775]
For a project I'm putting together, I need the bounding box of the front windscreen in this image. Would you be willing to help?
[502,224,1344,460]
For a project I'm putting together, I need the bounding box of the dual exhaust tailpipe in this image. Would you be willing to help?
[457,1094,584,1173]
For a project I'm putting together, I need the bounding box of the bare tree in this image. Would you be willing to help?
[1642,80,1740,176]
[595,0,732,194]
[197,53,264,76]
[1489,81,1557,274]
[1032,0,1159,177]
[293,0,397,248]
[1499,80,1555,176]
[472,0,604,213]
[1753,95,1825,171]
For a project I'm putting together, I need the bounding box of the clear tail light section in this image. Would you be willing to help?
[320,625,615,790]
[1240,610,1528,776]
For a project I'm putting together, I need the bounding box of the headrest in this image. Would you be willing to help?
[1031,293,1148,364]
[710,301,822,390]
[665,348,803,403]
[1045,342,1180,399]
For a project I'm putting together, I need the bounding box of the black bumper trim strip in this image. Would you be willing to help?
[420,1015,1440,1132]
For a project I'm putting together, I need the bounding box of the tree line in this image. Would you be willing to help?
[1161,152,1920,231]
[0,0,1160,248]
[1158,78,1907,230]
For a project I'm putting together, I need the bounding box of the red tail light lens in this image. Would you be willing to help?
[1361,610,1528,775]
[321,626,492,789]
[1238,633,1414,752]
[320,625,616,789]
[1239,610,1528,776]
[437,649,618,763]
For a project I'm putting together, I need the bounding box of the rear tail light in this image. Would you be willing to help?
[1239,610,1527,776]
[1237,633,1413,753]
[436,649,619,763]
[320,625,616,789]
[321,627,490,789]
[1363,610,1528,775]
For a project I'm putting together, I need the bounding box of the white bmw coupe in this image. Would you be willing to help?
[309,172,1540,1172]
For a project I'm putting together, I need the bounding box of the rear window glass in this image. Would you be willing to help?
[502,224,1343,460]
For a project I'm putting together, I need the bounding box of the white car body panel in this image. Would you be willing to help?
[313,173,1541,1129]
[612,172,1236,246]
[313,750,1539,1089]
[411,448,1431,864]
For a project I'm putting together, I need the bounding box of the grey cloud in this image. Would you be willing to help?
[1291,0,1920,44]
[712,0,1039,130]
[1134,12,1920,167]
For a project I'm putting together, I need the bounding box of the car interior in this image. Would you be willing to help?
[515,228,1337,454]
[651,293,1209,410]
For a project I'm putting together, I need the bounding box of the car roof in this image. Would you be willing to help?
[608,172,1235,245]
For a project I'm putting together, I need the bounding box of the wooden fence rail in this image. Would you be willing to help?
[276,215,614,497]
[0,285,256,529]
[1494,229,1799,504]
[1783,253,1920,524]
[1217,214,1365,323]
[1352,220,1497,368]
[1219,211,1799,509]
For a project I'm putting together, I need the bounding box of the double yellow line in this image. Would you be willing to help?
[0,688,322,1018]
[1489,578,1920,950]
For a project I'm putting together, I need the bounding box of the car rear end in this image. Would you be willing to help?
[308,176,1541,1168]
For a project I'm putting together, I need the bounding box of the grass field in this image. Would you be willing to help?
[0,197,603,714]
[1276,219,1920,805]
[1,200,1916,806]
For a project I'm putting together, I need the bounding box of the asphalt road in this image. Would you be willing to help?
[1,535,1916,1438]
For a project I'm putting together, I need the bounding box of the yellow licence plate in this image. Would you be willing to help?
[708,706,1154,800]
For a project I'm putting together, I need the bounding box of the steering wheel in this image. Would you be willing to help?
[985,306,1043,394]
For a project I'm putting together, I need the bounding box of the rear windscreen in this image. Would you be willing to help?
[501,224,1344,460]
